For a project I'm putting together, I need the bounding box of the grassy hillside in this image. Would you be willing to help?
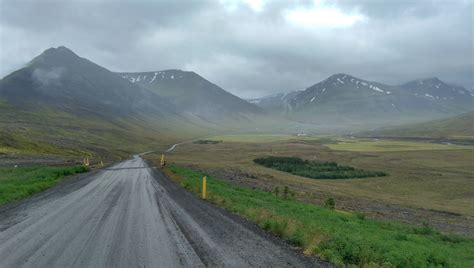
[365,111,474,140]
[0,100,206,160]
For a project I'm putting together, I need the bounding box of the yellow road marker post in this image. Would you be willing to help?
[202,176,207,199]
[83,157,90,166]
[160,154,166,167]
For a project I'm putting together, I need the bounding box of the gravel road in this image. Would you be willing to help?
[0,156,329,267]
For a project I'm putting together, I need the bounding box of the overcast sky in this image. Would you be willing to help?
[0,0,472,98]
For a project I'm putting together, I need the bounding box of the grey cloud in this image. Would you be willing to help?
[0,0,472,98]
[32,67,64,87]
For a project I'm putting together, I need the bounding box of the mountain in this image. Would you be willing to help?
[0,47,269,158]
[400,77,474,109]
[364,111,474,141]
[0,47,208,158]
[117,70,262,122]
[286,73,474,125]
[0,46,175,119]
[247,90,303,114]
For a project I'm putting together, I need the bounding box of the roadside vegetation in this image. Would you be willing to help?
[254,156,387,179]
[0,165,88,205]
[166,165,474,267]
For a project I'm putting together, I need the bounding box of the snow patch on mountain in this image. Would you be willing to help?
[150,72,157,83]
[369,85,384,93]
[120,71,185,84]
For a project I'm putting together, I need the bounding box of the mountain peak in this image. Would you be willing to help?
[328,73,353,79]
[419,77,443,84]
[42,46,77,57]
[30,46,80,67]
[400,77,451,90]
[324,73,362,83]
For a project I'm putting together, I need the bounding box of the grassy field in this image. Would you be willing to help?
[0,165,89,205]
[209,134,471,151]
[208,134,321,143]
[326,138,470,152]
[166,165,474,267]
[151,134,474,235]
[365,111,474,140]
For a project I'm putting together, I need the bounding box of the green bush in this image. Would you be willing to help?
[356,212,366,220]
[324,197,336,209]
[253,156,387,180]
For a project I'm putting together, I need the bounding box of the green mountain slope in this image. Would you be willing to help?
[365,111,474,140]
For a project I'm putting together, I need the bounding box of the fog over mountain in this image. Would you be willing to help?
[0,0,472,98]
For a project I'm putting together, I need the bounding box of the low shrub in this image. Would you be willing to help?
[253,156,387,180]
[324,197,335,210]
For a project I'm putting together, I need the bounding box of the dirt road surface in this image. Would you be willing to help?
[0,156,329,267]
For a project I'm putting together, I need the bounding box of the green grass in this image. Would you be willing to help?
[254,156,387,179]
[167,165,474,267]
[0,165,89,205]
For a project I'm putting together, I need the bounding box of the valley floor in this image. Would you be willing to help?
[149,134,474,237]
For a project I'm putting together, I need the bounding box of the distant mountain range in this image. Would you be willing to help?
[1,46,472,157]
[250,73,473,125]
[117,70,261,121]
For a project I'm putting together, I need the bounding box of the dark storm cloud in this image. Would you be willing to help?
[0,0,472,98]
